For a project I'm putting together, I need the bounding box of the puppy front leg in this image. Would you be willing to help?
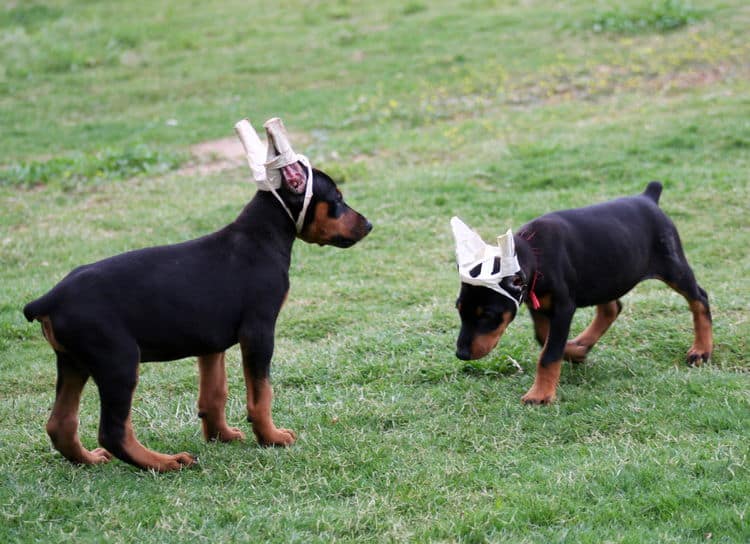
[197,352,245,442]
[240,331,296,447]
[522,304,574,405]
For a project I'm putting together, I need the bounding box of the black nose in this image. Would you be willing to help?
[365,220,373,233]
[456,346,471,360]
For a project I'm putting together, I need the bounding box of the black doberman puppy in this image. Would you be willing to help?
[24,163,371,471]
[454,182,712,404]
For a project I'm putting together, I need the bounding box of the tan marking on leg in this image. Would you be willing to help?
[40,316,66,352]
[664,282,713,365]
[47,368,112,465]
[531,313,549,346]
[118,416,196,472]
[106,368,195,472]
[242,373,296,447]
[565,300,621,362]
[536,294,553,312]
[197,352,245,442]
[521,359,562,405]
[687,299,713,365]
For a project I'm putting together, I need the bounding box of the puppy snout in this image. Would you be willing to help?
[456,345,472,360]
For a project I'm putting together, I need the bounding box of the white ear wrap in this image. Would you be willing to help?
[264,117,302,189]
[451,216,487,269]
[451,217,522,308]
[234,119,273,188]
[234,117,314,233]
[497,229,515,258]
[496,228,520,277]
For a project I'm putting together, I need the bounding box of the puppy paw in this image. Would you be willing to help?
[84,448,113,465]
[254,425,297,447]
[521,388,556,405]
[686,347,711,367]
[564,341,589,363]
[160,452,197,471]
[218,427,246,442]
[205,425,245,443]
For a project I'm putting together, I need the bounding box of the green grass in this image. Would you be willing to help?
[1,0,749,542]
[586,0,707,34]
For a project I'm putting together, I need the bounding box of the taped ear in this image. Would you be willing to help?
[497,229,515,258]
[450,217,523,308]
[264,118,307,194]
[451,216,487,268]
[234,119,271,187]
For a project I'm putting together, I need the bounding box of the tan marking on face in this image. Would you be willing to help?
[300,202,363,245]
[469,311,513,359]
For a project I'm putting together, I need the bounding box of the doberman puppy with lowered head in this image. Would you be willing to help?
[23,119,372,471]
[451,181,712,404]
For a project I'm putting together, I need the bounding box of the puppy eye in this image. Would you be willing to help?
[512,276,524,287]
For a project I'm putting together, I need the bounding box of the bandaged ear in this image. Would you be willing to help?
[497,229,515,259]
[450,217,522,306]
[234,119,270,187]
[264,118,307,194]
[234,117,308,193]
[234,117,314,233]
[451,216,488,269]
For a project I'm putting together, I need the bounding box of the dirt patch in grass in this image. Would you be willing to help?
[181,137,246,177]
[181,130,313,177]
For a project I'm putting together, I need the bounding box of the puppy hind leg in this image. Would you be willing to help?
[46,352,112,465]
[565,300,622,362]
[655,227,713,365]
[662,274,712,365]
[91,343,195,472]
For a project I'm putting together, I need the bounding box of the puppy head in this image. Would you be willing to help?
[450,216,524,360]
[234,118,372,247]
[455,272,525,360]
[288,167,372,248]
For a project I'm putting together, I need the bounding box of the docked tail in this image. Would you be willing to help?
[643,181,663,204]
[23,294,54,322]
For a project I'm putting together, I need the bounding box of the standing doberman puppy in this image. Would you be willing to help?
[23,127,372,471]
[452,182,712,404]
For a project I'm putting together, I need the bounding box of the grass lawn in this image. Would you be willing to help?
[1,0,748,542]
